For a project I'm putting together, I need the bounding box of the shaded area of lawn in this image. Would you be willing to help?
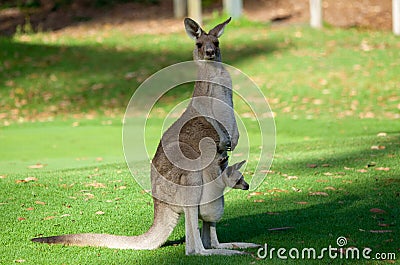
[0,30,281,122]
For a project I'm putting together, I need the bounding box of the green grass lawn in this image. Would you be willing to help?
[0,16,399,264]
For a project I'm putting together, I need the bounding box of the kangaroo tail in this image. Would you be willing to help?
[32,203,179,250]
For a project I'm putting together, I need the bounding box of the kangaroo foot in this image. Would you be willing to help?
[213,242,261,249]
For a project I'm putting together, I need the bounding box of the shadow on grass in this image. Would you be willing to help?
[0,34,283,115]
[155,133,400,261]
[215,135,399,261]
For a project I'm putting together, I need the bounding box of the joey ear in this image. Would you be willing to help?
[184,17,203,40]
[208,17,231,38]
[234,160,246,170]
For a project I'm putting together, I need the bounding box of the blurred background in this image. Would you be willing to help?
[0,0,395,36]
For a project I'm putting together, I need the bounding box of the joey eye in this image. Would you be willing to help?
[213,41,219,47]
[196,43,202,48]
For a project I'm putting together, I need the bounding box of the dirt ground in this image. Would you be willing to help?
[0,0,394,36]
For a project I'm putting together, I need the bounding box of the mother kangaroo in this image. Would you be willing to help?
[33,18,258,255]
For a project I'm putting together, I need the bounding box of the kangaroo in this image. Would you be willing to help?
[199,159,260,250]
[32,18,257,255]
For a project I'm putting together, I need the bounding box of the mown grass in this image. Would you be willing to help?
[0,16,399,264]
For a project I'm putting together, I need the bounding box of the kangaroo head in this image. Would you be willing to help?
[223,160,249,190]
[184,17,231,61]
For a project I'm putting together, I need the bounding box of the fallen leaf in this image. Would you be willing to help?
[357,169,368,173]
[375,167,390,171]
[370,208,386,214]
[0,175,6,179]
[91,83,104,91]
[253,199,265,203]
[16,177,38,183]
[117,186,127,190]
[43,216,55,220]
[26,207,34,211]
[291,187,302,192]
[268,227,294,231]
[25,176,38,181]
[309,191,329,196]
[14,260,25,263]
[324,186,336,190]
[260,169,274,174]
[307,164,318,168]
[60,214,71,218]
[371,145,385,150]
[369,230,392,233]
[286,176,298,180]
[316,179,329,183]
[377,132,387,137]
[360,40,372,51]
[17,217,26,221]
[85,182,106,188]
[267,188,288,193]
[322,164,330,167]
[124,72,136,80]
[233,153,243,157]
[72,121,79,127]
[28,163,45,169]
[83,193,95,200]
[378,223,390,227]
[96,157,103,162]
[95,211,105,215]
[295,201,308,205]
[248,192,264,197]
[35,201,46,205]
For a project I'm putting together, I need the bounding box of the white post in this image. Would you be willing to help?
[188,0,202,25]
[173,0,187,18]
[223,0,243,18]
[394,0,400,35]
[310,0,322,28]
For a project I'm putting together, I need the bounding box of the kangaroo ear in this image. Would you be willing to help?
[209,17,231,38]
[226,166,233,176]
[234,160,246,170]
[184,18,203,40]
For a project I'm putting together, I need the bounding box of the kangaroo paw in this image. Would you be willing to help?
[217,138,231,153]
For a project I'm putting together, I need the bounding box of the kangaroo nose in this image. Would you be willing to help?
[206,49,214,57]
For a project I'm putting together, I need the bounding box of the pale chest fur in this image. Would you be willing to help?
[199,196,225,222]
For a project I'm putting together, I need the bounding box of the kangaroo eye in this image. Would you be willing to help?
[214,41,219,47]
[196,42,202,48]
